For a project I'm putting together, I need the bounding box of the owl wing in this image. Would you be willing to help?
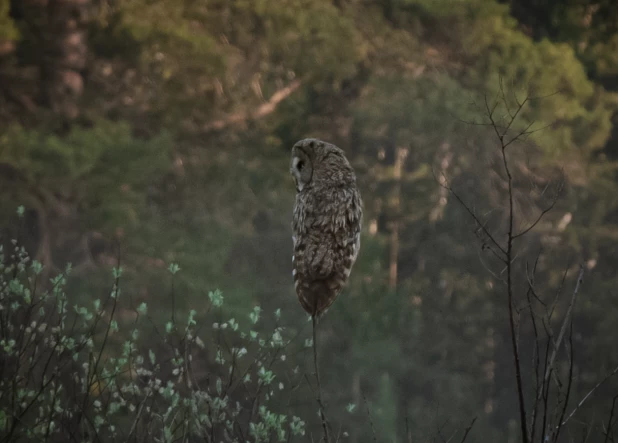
[305,240,336,280]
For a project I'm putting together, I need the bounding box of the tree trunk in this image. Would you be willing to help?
[17,0,91,123]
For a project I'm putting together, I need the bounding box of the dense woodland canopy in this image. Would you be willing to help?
[1,0,618,441]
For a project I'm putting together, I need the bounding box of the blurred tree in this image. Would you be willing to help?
[0,0,618,441]
[0,0,17,50]
[7,0,91,124]
[0,121,171,274]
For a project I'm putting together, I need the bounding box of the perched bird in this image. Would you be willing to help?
[290,138,363,317]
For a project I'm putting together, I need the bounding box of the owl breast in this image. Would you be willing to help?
[292,186,362,317]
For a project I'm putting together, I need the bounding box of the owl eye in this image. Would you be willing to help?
[297,160,305,171]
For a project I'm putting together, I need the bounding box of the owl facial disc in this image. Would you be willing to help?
[290,145,313,192]
[291,157,305,191]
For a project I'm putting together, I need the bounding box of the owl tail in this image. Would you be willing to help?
[306,279,340,318]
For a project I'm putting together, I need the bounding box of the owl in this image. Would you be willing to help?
[290,138,363,317]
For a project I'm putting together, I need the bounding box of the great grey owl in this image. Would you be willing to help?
[290,138,363,317]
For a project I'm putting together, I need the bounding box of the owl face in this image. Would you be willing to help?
[290,143,313,192]
[290,138,351,192]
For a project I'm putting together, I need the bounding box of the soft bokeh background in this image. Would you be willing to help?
[1,0,618,441]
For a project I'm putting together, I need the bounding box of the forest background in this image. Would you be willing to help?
[2,0,618,441]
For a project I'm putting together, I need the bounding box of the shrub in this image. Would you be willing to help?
[0,223,308,442]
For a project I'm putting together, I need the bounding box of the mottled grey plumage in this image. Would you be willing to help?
[290,138,362,317]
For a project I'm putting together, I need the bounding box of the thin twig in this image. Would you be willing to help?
[552,321,575,443]
[459,417,477,443]
[313,315,330,443]
[442,181,507,258]
[526,254,542,442]
[541,266,584,396]
[603,394,618,443]
[362,393,378,443]
[513,179,564,239]
[561,365,618,428]
[406,416,412,443]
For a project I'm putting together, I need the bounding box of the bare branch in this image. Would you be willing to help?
[484,94,504,144]
[551,321,575,443]
[501,96,528,140]
[603,394,618,443]
[499,76,514,119]
[440,178,507,258]
[526,254,542,442]
[514,179,564,239]
[362,393,378,443]
[201,79,302,132]
[459,417,477,443]
[526,89,564,101]
[541,266,584,394]
[499,103,529,443]
[561,365,618,428]
[525,264,547,308]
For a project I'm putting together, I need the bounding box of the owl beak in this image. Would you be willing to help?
[295,177,304,192]
[291,169,303,192]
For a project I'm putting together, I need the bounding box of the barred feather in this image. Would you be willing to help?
[290,138,362,317]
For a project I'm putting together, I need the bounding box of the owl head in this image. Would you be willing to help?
[290,138,354,192]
